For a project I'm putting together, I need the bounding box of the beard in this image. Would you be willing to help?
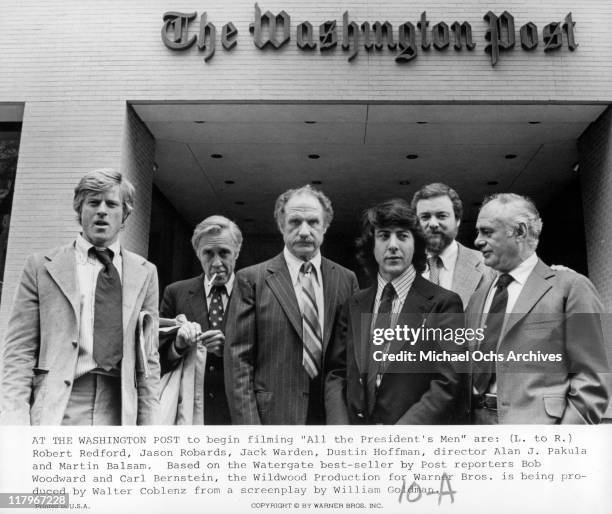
[425,230,454,254]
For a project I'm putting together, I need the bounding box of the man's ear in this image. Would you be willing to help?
[515,222,528,240]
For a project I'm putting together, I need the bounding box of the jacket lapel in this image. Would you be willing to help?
[467,276,493,329]
[400,275,434,316]
[265,253,303,339]
[502,259,553,338]
[121,250,149,335]
[186,275,209,329]
[378,276,433,375]
[44,244,79,318]
[453,243,484,305]
[320,258,339,349]
[351,287,377,375]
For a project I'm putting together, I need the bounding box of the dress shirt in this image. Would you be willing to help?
[373,265,417,323]
[423,240,458,290]
[283,246,324,339]
[481,252,538,394]
[204,273,235,311]
[482,252,539,316]
[372,265,417,386]
[74,234,123,379]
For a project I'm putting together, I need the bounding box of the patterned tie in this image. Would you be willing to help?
[427,255,442,285]
[90,248,123,371]
[208,285,226,329]
[473,273,514,394]
[367,282,396,411]
[299,262,323,379]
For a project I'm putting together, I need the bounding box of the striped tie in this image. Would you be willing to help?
[299,261,323,379]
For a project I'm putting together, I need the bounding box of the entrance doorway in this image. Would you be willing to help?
[133,102,606,291]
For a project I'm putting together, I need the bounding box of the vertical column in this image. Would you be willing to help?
[0,101,155,341]
[578,105,612,418]
[578,106,612,310]
[119,106,156,257]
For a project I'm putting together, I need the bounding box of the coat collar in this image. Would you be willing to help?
[453,242,486,306]
[502,258,554,337]
[44,243,80,317]
[186,274,209,329]
[350,274,436,374]
[265,253,303,340]
[119,249,151,335]
[44,242,151,335]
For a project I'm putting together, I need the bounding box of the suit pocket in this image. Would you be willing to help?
[255,391,273,419]
[543,396,566,422]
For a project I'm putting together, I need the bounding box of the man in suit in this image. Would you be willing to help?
[159,215,241,424]
[224,185,359,424]
[411,182,494,307]
[326,199,468,424]
[467,193,609,424]
[0,169,160,425]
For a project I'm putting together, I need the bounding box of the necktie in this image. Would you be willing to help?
[473,273,514,394]
[299,262,323,379]
[208,285,226,329]
[90,248,123,371]
[427,255,442,285]
[367,282,396,411]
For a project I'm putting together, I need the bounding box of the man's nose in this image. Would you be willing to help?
[212,256,223,267]
[388,234,399,249]
[298,221,310,237]
[474,233,484,248]
[96,202,108,215]
[428,216,440,228]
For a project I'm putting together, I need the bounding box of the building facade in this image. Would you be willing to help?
[0,2,611,403]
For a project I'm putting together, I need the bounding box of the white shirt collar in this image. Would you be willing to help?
[498,251,538,286]
[376,264,417,303]
[204,273,235,297]
[283,246,322,286]
[75,233,121,260]
[427,240,458,271]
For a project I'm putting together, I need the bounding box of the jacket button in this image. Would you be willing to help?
[356,411,364,418]
[72,341,78,348]
[209,366,215,372]
[64,380,71,386]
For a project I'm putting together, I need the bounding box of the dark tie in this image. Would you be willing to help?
[90,248,123,371]
[208,285,226,329]
[473,273,514,394]
[427,255,442,285]
[367,282,396,411]
[299,262,323,379]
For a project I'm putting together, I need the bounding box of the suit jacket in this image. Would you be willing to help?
[451,242,495,309]
[325,274,469,425]
[224,252,359,425]
[159,274,231,424]
[0,243,160,425]
[466,259,609,424]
